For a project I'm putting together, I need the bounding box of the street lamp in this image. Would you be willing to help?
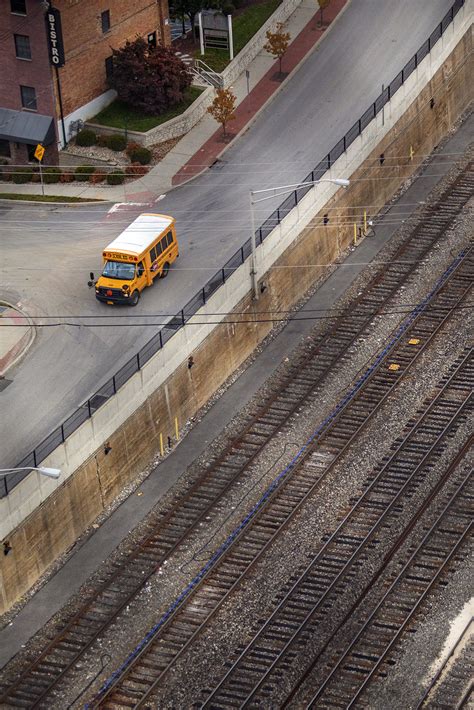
[0,467,61,480]
[249,178,350,299]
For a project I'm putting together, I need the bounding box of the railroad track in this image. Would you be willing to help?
[86,251,472,708]
[1,166,472,709]
[304,464,472,709]
[200,352,472,709]
[415,618,473,709]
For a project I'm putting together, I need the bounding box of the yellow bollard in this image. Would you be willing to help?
[175,416,179,441]
[353,222,357,246]
[160,432,164,456]
[409,145,414,161]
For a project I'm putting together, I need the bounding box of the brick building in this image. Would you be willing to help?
[0,0,171,165]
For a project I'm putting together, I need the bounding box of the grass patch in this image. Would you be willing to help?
[91,86,204,132]
[0,194,103,203]
[199,0,281,72]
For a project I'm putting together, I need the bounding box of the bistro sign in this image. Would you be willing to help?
[45,7,65,67]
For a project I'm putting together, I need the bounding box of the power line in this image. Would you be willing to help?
[1,301,472,328]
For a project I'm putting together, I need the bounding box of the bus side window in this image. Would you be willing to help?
[160,236,167,252]
[156,241,163,256]
[150,246,156,262]
[167,231,173,247]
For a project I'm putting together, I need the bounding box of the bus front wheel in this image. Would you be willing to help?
[130,290,140,306]
[160,262,170,278]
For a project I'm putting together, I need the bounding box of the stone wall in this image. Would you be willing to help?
[0,18,471,614]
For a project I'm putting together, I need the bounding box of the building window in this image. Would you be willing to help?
[105,55,114,79]
[101,10,110,33]
[147,31,157,48]
[10,0,26,14]
[20,85,37,110]
[14,34,31,60]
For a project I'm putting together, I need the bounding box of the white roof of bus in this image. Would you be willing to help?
[104,213,174,255]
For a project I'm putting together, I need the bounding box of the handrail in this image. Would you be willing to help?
[3,0,465,498]
[192,59,224,88]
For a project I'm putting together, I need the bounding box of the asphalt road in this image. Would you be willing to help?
[0,0,455,466]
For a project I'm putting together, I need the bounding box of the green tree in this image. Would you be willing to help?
[170,0,205,41]
[318,0,331,27]
[108,38,192,115]
[207,88,237,136]
[264,23,291,75]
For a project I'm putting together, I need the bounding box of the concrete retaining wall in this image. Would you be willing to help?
[0,12,471,613]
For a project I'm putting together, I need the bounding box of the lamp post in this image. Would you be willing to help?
[249,178,350,299]
[0,467,61,480]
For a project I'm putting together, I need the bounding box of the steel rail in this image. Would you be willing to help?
[307,471,473,709]
[90,251,472,708]
[414,618,473,710]
[200,358,473,708]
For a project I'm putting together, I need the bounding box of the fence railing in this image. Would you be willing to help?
[2,0,464,498]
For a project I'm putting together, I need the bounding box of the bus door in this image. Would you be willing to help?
[136,260,148,291]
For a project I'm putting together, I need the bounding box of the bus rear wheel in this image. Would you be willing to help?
[160,262,170,278]
[130,290,140,306]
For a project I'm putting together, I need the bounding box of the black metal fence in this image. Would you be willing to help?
[2,0,464,498]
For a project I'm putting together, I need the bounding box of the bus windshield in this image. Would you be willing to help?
[102,261,136,280]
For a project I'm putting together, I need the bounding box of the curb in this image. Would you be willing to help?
[0,301,36,377]
[171,0,352,190]
[0,198,112,206]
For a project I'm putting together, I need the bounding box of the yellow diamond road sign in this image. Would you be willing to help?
[34,144,45,161]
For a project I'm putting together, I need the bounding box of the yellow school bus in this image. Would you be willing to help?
[95,213,179,306]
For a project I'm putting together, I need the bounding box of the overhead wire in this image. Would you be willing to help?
[1,301,472,328]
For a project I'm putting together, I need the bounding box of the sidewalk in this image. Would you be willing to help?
[0,113,472,670]
[0,0,348,204]
[0,303,34,378]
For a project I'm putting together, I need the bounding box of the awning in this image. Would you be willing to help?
[0,108,55,146]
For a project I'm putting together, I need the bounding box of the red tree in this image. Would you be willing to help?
[109,38,192,115]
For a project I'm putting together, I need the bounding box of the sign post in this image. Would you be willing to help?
[34,144,45,195]
[198,12,205,56]
[227,14,234,60]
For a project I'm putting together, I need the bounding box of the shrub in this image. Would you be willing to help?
[89,171,106,183]
[31,172,41,183]
[60,171,74,183]
[74,165,96,181]
[0,166,12,181]
[222,0,235,13]
[107,169,125,185]
[126,141,141,158]
[42,166,61,184]
[108,38,192,115]
[75,129,97,147]
[96,134,108,147]
[106,134,127,152]
[125,162,149,177]
[12,167,33,184]
[128,145,152,165]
